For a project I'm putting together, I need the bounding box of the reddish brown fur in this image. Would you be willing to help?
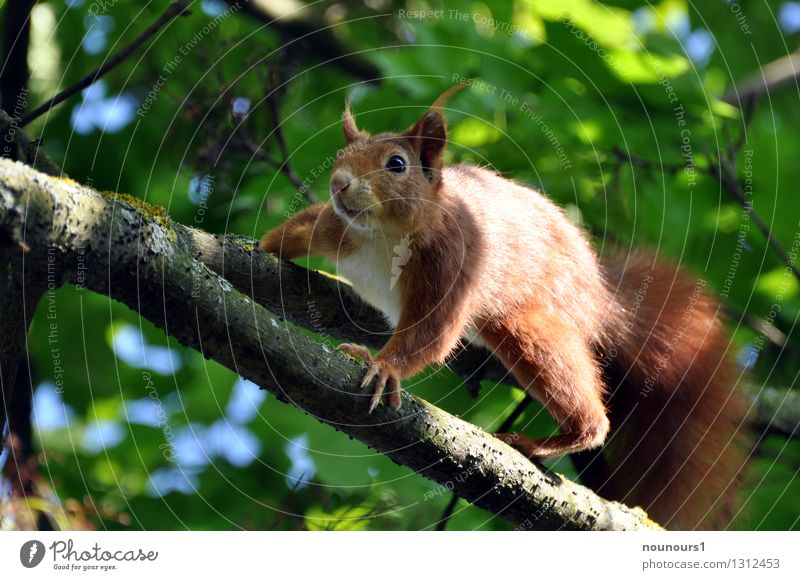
[259,88,750,529]
[593,250,750,529]
[260,203,357,260]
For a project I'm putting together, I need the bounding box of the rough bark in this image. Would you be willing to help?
[0,158,661,530]
[0,141,48,446]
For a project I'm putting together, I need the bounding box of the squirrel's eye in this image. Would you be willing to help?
[385,155,407,174]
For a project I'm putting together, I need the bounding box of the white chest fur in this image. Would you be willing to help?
[335,237,406,328]
[335,235,486,349]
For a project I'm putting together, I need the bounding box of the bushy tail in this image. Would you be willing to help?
[592,250,750,529]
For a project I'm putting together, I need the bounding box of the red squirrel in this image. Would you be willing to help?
[259,85,750,529]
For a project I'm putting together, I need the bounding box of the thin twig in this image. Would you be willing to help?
[267,472,307,530]
[20,1,191,127]
[706,98,800,282]
[708,153,800,283]
[609,146,686,175]
[221,61,318,204]
[435,396,532,531]
[264,64,317,203]
[611,111,800,285]
[722,50,800,105]
[729,96,757,160]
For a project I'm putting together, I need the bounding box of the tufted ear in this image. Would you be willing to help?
[402,83,466,180]
[342,98,367,144]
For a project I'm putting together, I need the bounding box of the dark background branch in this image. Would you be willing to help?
[228,0,382,82]
[1,0,35,116]
[20,0,191,127]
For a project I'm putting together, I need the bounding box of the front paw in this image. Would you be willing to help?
[338,343,402,413]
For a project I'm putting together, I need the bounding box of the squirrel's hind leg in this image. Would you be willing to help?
[479,312,610,460]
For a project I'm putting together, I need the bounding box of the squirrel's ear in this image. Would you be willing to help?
[403,83,466,179]
[403,111,447,177]
[342,98,366,144]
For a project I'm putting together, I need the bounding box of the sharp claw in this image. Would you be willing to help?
[387,375,402,410]
[368,371,388,414]
[368,391,382,414]
[360,364,379,390]
[351,357,402,414]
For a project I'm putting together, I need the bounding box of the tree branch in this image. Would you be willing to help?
[228,0,382,82]
[435,396,533,530]
[0,110,61,175]
[609,140,800,285]
[0,158,661,531]
[1,0,35,115]
[263,62,318,203]
[707,152,800,283]
[751,387,800,440]
[722,50,800,106]
[20,0,191,127]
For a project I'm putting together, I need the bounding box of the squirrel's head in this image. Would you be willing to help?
[329,85,464,236]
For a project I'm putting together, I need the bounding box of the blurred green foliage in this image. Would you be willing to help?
[3,0,799,530]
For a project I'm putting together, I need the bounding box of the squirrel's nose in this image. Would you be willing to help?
[330,175,351,197]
